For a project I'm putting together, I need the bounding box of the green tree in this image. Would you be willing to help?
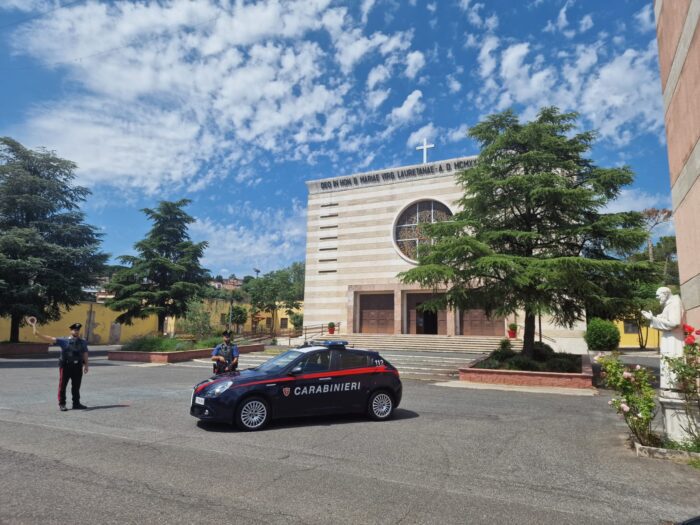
[242,263,304,335]
[106,199,208,333]
[0,137,107,342]
[400,107,656,358]
[230,304,248,334]
[180,299,212,340]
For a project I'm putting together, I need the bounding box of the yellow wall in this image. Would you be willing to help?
[0,302,159,345]
[615,320,660,350]
[197,299,303,333]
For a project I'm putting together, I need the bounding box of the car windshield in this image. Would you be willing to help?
[254,350,303,373]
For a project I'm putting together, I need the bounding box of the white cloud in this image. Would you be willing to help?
[192,200,307,276]
[367,63,391,89]
[446,124,469,143]
[471,36,662,147]
[426,2,437,13]
[633,4,656,33]
[5,0,423,194]
[405,50,425,78]
[447,76,462,93]
[477,35,499,79]
[579,14,593,33]
[406,123,437,147]
[604,189,670,214]
[368,88,391,109]
[360,0,376,24]
[389,90,424,125]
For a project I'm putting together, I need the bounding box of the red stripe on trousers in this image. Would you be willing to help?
[57,368,63,404]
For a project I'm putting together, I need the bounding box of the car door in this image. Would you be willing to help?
[331,350,373,412]
[282,350,336,416]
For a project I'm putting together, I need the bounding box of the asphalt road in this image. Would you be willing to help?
[0,352,698,525]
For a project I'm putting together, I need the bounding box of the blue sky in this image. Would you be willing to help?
[0,0,671,278]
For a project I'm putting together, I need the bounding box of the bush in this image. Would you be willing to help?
[596,353,661,446]
[122,336,194,353]
[504,355,542,371]
[473,358,501,369]
[531,341,555,362]
[584,318,620,351]
[492,338,516,361]
[180,299,213,340]
[289,312,304,329]
[546,355,581,373]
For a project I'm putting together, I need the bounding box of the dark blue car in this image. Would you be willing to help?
[190,342,402,431]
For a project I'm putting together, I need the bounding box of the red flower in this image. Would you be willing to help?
[683,324,695,334]
[684,335,696,345]
[695,329,700,335]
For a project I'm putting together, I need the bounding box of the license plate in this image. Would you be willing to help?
[195,397,205,405]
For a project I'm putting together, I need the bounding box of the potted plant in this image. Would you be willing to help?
[507,323,518,338]
[327,322,336,335]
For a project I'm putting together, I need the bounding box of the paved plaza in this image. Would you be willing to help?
[0,350,698,524]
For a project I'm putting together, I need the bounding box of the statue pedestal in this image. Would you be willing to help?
[659,390,699,442]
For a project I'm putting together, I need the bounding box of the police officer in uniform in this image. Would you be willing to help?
[211,330,238,374]
[37,323,89,411]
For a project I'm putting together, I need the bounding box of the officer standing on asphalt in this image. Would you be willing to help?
[36,323,89,411]
[211,330,238,374]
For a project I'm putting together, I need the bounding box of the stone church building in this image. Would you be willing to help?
[303,155,510,338]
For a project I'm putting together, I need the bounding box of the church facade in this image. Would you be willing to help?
[303,156,508,337]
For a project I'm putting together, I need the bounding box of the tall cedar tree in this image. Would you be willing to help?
[399,108,657,357]
[106,199,208,333]
[0,137,107,342]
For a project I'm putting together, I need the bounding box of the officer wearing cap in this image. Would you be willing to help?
[37,323,89,411]
[211,330,238,374]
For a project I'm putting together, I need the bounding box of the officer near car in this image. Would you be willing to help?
[211,330,238,374]
[36,322,89,411]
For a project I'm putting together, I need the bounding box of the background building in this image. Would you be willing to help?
[655,0,700,325]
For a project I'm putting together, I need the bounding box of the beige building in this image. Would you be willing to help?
[654,1,700,326]
[303,156,510,337]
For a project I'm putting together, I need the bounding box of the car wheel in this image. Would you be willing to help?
[367,390,394,421]
[235,397,270,431]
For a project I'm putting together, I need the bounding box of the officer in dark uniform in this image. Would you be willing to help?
[37,323,89,411]
[211,330,238,374]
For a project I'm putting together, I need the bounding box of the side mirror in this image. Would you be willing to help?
[289,366,303,375]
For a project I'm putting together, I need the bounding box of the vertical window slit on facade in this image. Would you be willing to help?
[320,202,339,208]
[319,235,338,240]
[320,213,339,218]
[318,269,337,274]
[319,224,338,230]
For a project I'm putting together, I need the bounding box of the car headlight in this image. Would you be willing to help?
[204,380,233,398]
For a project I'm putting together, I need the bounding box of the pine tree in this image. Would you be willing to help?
[105,199,208,333]
[0,137,107,343]
[400,108,657,357]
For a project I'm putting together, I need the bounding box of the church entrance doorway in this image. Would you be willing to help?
[407,293,446,335]
[359,294,394,334]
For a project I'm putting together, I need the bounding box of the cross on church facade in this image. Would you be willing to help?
[416,138,435,164]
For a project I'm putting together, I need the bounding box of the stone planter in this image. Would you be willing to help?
[0,342,50,357]
[108,343,265,363]
[458,352,593,389]
[634,441,700,462]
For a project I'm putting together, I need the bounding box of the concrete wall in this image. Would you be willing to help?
[655,0,700,326]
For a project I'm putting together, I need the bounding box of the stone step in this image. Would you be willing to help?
[311,334,521,354]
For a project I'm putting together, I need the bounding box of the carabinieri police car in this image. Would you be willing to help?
[190,341,402,431]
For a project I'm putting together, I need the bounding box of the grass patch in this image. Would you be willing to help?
[472,339,581,373]
[688,458,700,470]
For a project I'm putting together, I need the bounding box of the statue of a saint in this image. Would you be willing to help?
[641,287,684,390]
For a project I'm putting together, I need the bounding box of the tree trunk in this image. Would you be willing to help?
[10,313,21,343]
[522,310,536,358]
[158,313,166,335]
[647,237,654,262]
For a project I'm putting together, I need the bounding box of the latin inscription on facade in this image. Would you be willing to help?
[307,157,478,194]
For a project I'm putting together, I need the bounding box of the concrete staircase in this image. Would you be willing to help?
[310,333,522,354]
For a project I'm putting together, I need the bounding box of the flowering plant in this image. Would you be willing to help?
[595,352,661,446]
[663,323,700,444]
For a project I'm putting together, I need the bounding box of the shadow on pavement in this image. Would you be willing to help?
[84,404,130,411]
[196,408,419,433]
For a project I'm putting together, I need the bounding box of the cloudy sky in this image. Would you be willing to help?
[0,0,671,278]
